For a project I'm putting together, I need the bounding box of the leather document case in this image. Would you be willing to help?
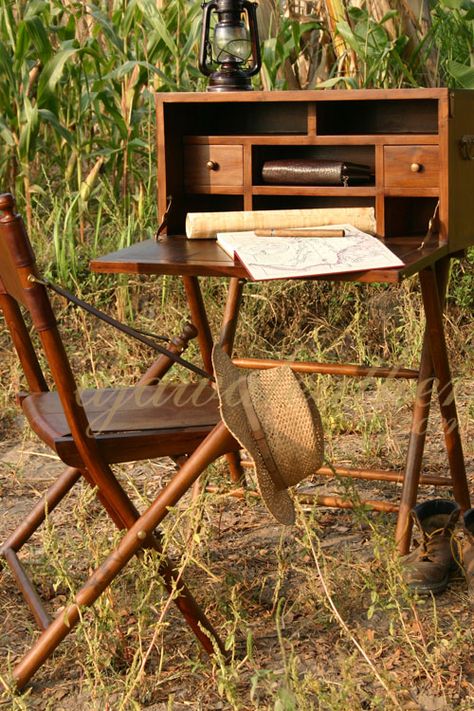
[262,159,373,186]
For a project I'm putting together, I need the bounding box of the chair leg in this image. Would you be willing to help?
[1,467,82,631]
[12,422,238,691]
[3,548,51,630]
[0,465,128,630]
[81,461,224,657]
[0,466,81,554]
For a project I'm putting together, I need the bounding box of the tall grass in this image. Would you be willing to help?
[1,1,473,305]
[0,0,472,269]
[260,0,474,90]
[0,0,204,234]
[2,1,474,239]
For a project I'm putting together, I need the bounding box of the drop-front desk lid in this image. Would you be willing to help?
[90,234,450,284]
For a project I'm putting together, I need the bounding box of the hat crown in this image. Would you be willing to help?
[246,366,323,489]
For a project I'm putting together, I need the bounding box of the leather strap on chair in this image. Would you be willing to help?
[28,275,213,381]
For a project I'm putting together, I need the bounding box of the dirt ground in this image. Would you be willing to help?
[1,374,473,710]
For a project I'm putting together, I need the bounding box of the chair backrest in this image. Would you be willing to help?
[0,194,49,393]
[0,193,110,471]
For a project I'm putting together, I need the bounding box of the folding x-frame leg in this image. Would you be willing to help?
[191,256,470,553]
[396,257,471,553]
[0,464,136,627]
[1,467,82,630]
[10,422,237,691]
[183,275,246,490]
[2,456,226,690]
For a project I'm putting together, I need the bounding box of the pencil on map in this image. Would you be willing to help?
[254,228,346,238]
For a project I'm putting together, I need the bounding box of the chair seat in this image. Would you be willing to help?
[22,383,220,468]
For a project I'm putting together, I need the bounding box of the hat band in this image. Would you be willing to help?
[238,376,287,491]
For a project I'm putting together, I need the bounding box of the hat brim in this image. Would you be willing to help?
[212,346,296,525]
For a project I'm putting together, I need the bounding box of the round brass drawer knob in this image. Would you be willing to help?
[206,160,219,171]
[410,162,422,173]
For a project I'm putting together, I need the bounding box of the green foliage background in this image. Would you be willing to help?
[0,0,473,305]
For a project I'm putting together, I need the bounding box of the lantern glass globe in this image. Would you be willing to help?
[214,22,251,63]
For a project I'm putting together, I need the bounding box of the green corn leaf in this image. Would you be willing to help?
[88,4,125,55]
[0,40,16,87]
[364,22,389,54]
[94,92,129,139]
[15,21,30,67]
[0,2,17,48]
[18,97,39,162]
[38,109,72,144]
[123,0,143,36]
[440,0,464,7]
[379,10,399,24]
[37,43,79,109]
[24,0,49,20]
[336,20,363,54]
[24,15,52,63]
[81,39,112,67]
[348,6,366,21]
[127,137,149,149]
[0,121,16,147]
[181,20,201,57]
[446,59,474,87]
[103,59,171,84]
[102,59,151,80]
[136,0,177,57]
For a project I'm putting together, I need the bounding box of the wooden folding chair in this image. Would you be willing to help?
[0,193,239,690]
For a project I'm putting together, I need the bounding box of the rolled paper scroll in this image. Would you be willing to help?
[185,207,376,239]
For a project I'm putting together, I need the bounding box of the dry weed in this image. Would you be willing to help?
[1,277,473,709]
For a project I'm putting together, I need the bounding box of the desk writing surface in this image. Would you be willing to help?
[90,236,448,284]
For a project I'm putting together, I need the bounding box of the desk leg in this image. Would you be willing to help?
[182,276,214,500]
[183,276,214,375]
[183,276,246,487]
[219,278,246,354]
[395,331,434,553]
[220,278,246,483]
[397,258,471,554]
[419,262,471,512]
[395,257,448,553]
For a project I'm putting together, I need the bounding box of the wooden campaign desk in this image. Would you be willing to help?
[91,89,474,553]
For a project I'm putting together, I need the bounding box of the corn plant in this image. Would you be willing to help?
[332,6,417,88]
[261,1,474,91]
[2,0,474,263]
[0,0,203,233]
[429,0,474,87]
[0,0,74,228]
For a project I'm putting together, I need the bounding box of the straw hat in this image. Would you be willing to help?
[212,346,324,525]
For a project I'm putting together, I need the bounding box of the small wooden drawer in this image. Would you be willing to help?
[184,144,243,189]
[384,145,439,188]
